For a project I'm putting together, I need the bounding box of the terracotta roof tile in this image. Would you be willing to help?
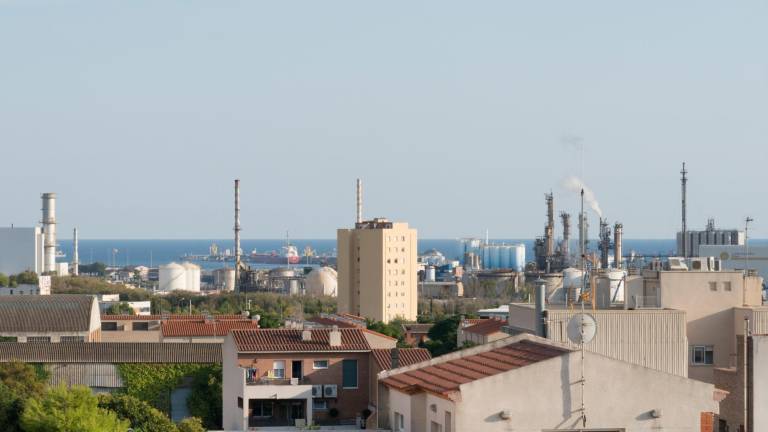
[0,343,220,363]
[102,314,249,321]
[380,340,568,397]
[307,316,359,328]
[232,328,371,352]
[162,320,259,337]
[462,318,506,336]
[372,348,432,370]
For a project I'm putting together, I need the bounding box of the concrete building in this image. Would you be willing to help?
[700,244,768,279]
[0,226,44,275]
[0,295,101,342]
[678,219,744,257]
[337,218,418,323]
[0,275,51,296]
[97,294,151,316]
[379,334,721,432]
[418,280,463,298]
[222,326,423,429]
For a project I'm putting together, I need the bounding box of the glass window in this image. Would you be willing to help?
[251,400,273,417]
[61,336,85,343]
[431,421,442,432]
[132,322,149,331]
[342,359,358,388]
[101,322,118,331]
[27,336,51,343]
[691,345,714,365]
[313,360,329,369]
[237,397,243,408]
[724,281,732,291]
[394,412,405,432]
[272,361,285,378]
[709,282,717,291]
[445,411,452,432]
[312,399,327,411]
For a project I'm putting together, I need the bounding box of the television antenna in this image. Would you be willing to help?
[568,311,597,428]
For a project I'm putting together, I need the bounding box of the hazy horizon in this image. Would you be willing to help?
[2,1,766,239]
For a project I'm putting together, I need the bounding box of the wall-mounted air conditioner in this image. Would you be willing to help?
[323,384,338,398]
[312,385,323,398]
[690,258,706,271]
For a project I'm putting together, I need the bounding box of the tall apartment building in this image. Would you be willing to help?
[337,218,418,323]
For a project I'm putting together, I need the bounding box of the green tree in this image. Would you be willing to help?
[187,365,222,429]
[0,361,47,400]
[177,417,205,432]
[0,273,8,287]
[107,302,135,315]
[0,381,23,432]
[98,393,177,432]
[21,385,129,432]
[422,315,462,356]
[13,270,38,285]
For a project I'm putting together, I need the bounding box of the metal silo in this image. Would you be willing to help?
[511,244,525,272]
[182,262,201,292]
[159,262,186,291]
[499,245,511,269]
[482,246,491,270]
[490,246,500,269]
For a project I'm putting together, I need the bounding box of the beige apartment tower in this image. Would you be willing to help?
[337,218,418,323]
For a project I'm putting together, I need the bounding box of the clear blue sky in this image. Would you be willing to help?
[1,1,766,239]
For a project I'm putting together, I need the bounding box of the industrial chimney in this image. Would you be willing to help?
[234,180,241,293]
[599,219,610,269]
[41,193,56,273]
[545,193,555,259]
[72,227,79,276]
[560,212,571,265]
[614,223,623,269]
[356,178,363,225]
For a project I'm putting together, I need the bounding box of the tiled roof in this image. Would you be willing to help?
[403,324,433,334]
[381,340,568,397]
[463,318,486,326]
[162,320,260,337]
[372,348,432,370]
[0,343,221,363]
[307,316,359,328]
[102,314,249,321]
[232,328,371,352]
[462,318,507,336]
[0,295,95,333]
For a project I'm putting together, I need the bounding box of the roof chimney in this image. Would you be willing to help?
[390,347,400,369]
[329,325,342,347]
[302,325,312,342]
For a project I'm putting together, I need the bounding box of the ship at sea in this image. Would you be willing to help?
[249,243,300,265]
[181,242,335,266]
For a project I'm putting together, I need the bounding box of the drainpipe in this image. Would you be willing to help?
[535,278,547,338]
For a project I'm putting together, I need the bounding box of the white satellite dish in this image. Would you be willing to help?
[567,313,597,344]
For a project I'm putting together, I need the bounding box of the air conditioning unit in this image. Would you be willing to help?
[690,258,706,271]
[323,384,338,398]
[712,258,722,272]
[312,385,323,398]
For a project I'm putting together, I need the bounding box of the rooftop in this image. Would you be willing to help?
[380,336,569,399]
[372,348,432,370]
[0,342,221,363]
[232,328,373,352]
[162,319,260,337]
[102,314,250,321]
[462,318,507,336]
[0,295,95,333]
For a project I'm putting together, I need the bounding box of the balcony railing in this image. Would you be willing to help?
[245,374,308,386]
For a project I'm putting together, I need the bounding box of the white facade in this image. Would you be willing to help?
[752,335,768,430]
[0,283,48,296]
[0,227,43,275]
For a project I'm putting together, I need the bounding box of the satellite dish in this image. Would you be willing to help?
[567,313,597,344]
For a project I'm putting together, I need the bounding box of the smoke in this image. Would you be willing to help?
[562,176,603,218]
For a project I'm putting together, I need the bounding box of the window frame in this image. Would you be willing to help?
[312,399,328,411]
[272,360,286,378]
[313,360,329,370]
[690,345,714,365]
[342,359,358,389]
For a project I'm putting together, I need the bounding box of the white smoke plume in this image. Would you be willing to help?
[562,176,603,218]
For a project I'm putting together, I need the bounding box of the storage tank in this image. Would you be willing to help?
[181,262,201,292]
[159,262,186,291]
[562,267,585,301]
[425,266,436,282]
[482,247,491,270]
[305,267,338,296]
[490,246,500,269]
[499,246,511,269]
[510,244,525,272]
[607,270,626,302]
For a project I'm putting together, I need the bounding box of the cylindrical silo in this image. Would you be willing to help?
[490,246,500,269]
[425,266,436,282]
[41,193,57,273]
[499,246,511,269]
[182,262,201,292]
[482,247,490,270]
[511,244,525,272]
[159,262,186,291]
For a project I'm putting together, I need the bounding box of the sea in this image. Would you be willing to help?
[50,238,744,271]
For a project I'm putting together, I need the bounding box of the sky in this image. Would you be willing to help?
[1,1,766,239]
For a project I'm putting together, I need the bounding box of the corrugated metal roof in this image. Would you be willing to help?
[162,320,259,337]
[380,340,567,397]
[0,295,94,332]
[372,348,432,370]
[0,343,221,363]
[232,328,371,352]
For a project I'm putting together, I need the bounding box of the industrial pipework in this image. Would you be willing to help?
[234,179,241,293]
[41,193,56,273]
[614,223,623,270]
[535,278,547,338]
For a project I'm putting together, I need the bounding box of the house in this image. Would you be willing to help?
[379,334,721,432]
[100,314,258,343]
[0,295,101,342]
[456,318,509,346]
[402,323,432,346]
[222,326,427,430]
[161,317,260,343]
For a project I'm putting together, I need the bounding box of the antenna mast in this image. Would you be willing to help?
[234,179,241,293]
[681,163,688,258]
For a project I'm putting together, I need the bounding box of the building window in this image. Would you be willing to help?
[724,281,732,291]
[61,336,85,343]
[312,400,328,411]
[27,336,51,343]
[313,360,329,369]
[101,322,118,331]
[132,322,149,331]
[431,421,442,432]
[394,412,405,432]
[251,400,273,417]
[271,361,285,378]
[709,282,717,292]
[237,397,243,408]
[691,345,714,365]
[445,411,452,432]
[342,359,358,388]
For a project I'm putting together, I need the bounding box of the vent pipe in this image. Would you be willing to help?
[535,278,547,338]
[41,193,56,273]
[614,223,623,269]
[72,227,79,276]
[234,179,241,293]
[356,178,363,225]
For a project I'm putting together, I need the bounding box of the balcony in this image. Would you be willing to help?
[246,377,308,386]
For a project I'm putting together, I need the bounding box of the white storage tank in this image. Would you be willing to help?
[182,262,201,292]
[159,262,186,292]
[607,270,626,302]
[562,267,585,300]
[512,244,525,272]
[425,266,436,282]
[213,267,236,291]
[305,267,338,297]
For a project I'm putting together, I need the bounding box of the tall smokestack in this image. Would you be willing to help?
[614,222,623,269]
[234,179,241,293]
[579,190,586,271]
[356,178,363,225]
[41,193,56,273]
[599,218,610,269]
[560,212,571,265]
[680,163,688,258]
[72,227,79,276]
[545,193,555,258]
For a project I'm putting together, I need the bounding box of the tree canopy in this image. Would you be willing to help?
[21,385,130,432]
